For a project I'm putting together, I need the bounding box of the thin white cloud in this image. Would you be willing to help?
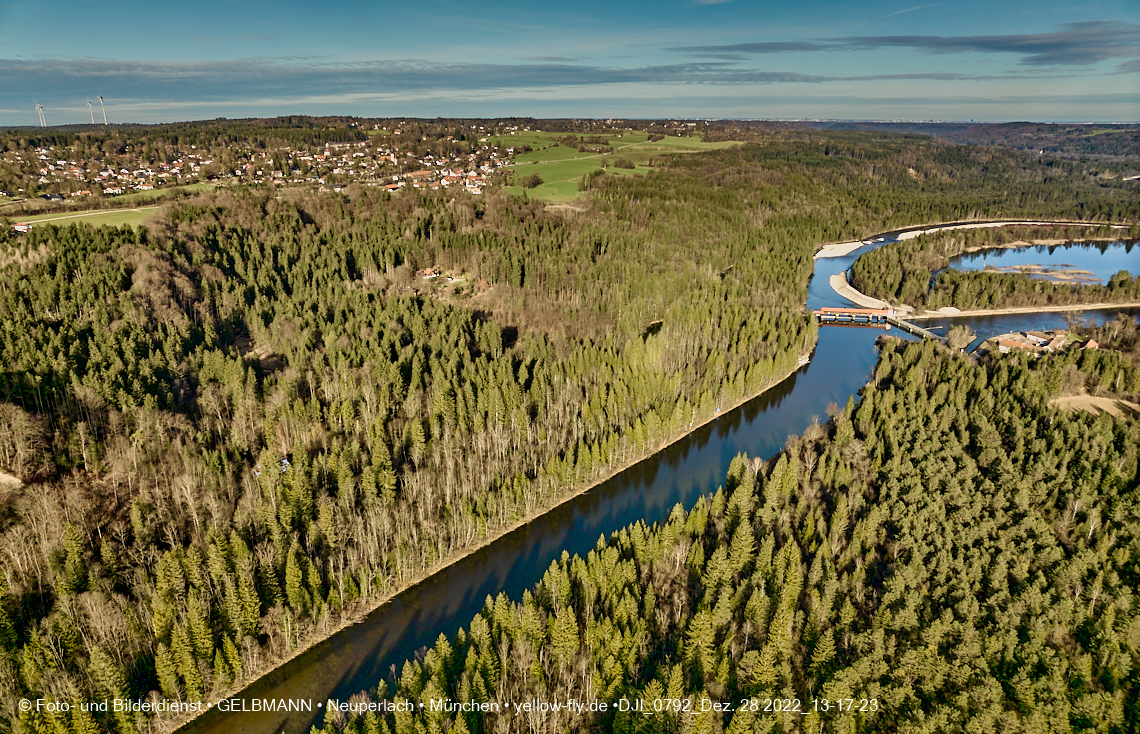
[1,54,1085,112]
[884,4,939,19]
[677,22,1140,67]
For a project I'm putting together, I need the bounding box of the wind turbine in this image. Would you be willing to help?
[98,91,107,125]
[87,98,95,124]
[34,100,46,127]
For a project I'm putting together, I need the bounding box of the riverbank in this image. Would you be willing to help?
[908,302,1140,320]
[813,220,1130,260]
[828,272,896,310]
[823,222,1137,320]
[894,220,1127,242]
[815,240,871,259]
[830,264,1140,320]
[165,351,813,734]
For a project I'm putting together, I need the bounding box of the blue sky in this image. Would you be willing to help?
[0,0,1137,125]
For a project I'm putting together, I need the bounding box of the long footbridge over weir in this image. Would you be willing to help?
[813,307,943,341]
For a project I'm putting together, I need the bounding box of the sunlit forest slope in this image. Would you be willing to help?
[1,130,1137,733]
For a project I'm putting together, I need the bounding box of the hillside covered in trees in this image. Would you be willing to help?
[805,121,1140,163]
[319,338,1140,734]
[1,130,1138,734]
[849,225,1140,312]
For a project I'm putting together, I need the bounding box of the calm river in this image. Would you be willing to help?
[180,227,1138,734]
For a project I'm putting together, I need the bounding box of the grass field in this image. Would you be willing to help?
[114,182,215,204]
[492,131,741,201]
[16,207,159,228]
[6,183,216,228]
[487,130,576,149]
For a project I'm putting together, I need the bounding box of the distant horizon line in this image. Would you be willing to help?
[2,115,1139,130]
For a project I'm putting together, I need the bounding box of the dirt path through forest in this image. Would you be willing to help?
[1052,395,1140,418]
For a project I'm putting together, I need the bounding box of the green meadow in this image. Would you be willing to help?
[16,206,159,228]
[113,182,216,204]
[7,183,217,229]
[494,131,742,201]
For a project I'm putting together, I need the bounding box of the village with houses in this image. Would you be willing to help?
[2,144,214,199]
[1,117,724,231]
[0,119,544,225]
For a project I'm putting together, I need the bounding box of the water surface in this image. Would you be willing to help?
[947,240,1137,284]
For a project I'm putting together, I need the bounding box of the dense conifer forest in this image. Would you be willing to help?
[318,338,1140,734]
[850,225,1140,312]
[805,122,1140,163]
[1,130,1138,733]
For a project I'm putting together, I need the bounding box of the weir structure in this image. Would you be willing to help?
[814,307,893,323]
[813,307,942,341]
